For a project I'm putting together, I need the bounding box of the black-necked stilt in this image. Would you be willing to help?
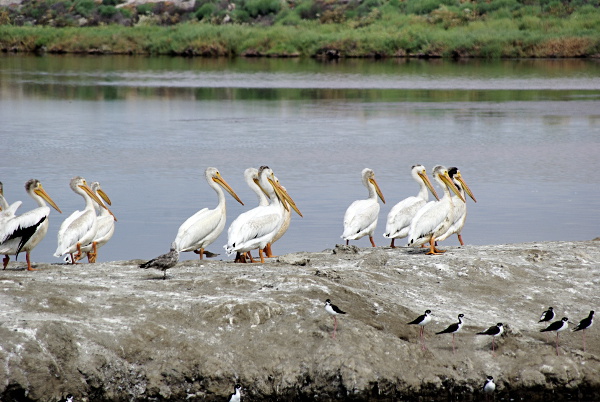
[483,376,495,401]
[436,314,464,353]
[539,307,555,323]
[325,299,346,339]
[60,395,74,402]
[407,309,432,350]
[573,310,594,352]
[541,317,568,355]
[229,384,242,402]
[477,323,504,354]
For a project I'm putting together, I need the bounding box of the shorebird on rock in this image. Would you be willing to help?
[325,299,346,339]
[139,242,179,279]
[407,309,432,350]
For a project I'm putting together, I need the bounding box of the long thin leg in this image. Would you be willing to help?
[556,333,560,356]
[369,236,376,247]
[3,255,9,270]
[583,329,586,352]
[390,239,395,248]
[452,333,456,354]
[346,240,349,246]
[26,252,36,271]
[332,316,338,339]
[258,248,265,263]
[457,233,464,246]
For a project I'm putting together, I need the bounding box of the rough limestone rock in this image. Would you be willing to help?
[0,241,599,401]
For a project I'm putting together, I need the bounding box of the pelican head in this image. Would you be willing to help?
[90,181,118,221]
[69,176,115,217]
[25,178,62,213]
[259,166,303,217]
[412,164,440,201]
[362,168,385,204]
[206,167,244,206]
[432,166,465,203]
[448,167,477,203]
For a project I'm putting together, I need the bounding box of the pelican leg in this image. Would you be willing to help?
[369,236,376,247]
[88,242,98,263]
[246,251,256,263]
[426,239,445,255]
[264,243,275,258]
[258,248,265,263]
[457,233,465,246]
[345,240,349,246]
[3,255,9,270]
[73,243,84,262]
[193,248,205,260]
[26,252,37,271]
[390,239,396,248]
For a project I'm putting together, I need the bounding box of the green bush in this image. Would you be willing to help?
[404,0,457,15]
[195,2,216,20]
[244,0,281,18]
[99,4,118,17]
[136,3,153,15]
[74,0,95,17]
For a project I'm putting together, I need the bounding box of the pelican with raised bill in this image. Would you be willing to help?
[383,164,439,248]
[224,166,301,263]
[173,167,244,260]
[436,167,477,246]
[54,177,114,263]
[0,179,62,271]
[264,174,302,258]
[79,181,117,263]
[407,165,465,255]
[342,168,386,247]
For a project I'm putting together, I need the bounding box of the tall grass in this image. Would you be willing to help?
[1,3,600,58]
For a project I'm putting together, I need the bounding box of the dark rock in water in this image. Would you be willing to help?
[1,241,600,401]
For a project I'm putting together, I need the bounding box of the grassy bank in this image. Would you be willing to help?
[1,0,600,58]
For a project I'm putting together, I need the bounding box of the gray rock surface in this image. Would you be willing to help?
[1,240,599,401]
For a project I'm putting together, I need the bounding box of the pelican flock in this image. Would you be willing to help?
[0,179,62,271]
[54,176,114,264]
[224,166,301,263]
[341,168,386,247]
[2,164,479,271]
[407,165,465,255]
[383,164,439,248]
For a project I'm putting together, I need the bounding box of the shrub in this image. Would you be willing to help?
[74,0,96,17]
[195,2,216,19]
[99,4,118,17]
[244,0,281,18]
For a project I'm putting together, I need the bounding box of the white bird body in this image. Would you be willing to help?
[384,165,439,247]
[0,179,62,270]
[436,167,476,245]
[225,166,298,263]
[80,182,116,262]
[54,177,111,262]
[342,168,386,247]
[407,166,465,254]
[173,167,243,258]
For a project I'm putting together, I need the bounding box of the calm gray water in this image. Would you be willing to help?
[1,55,600,263]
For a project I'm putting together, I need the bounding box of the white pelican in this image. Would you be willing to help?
[224,166,301,263]
[79,182,117,263]
[407,165,465,255]
[341,168,386,247]
[264,176,302,258]
[54,177,113,263]
[383,164,439,248]
[173,167,244,259]
[0,179,62,271]
[436,167,477,246]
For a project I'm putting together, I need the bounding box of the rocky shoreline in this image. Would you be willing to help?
[1,240,599,401]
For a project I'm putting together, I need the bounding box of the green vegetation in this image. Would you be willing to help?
[1,0,599,58]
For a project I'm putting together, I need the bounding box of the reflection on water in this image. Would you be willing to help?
[1,55,599,263]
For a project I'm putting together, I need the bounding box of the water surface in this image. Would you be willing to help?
[1,55,600,263]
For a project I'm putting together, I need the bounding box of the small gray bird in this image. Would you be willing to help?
[139,242,179,279]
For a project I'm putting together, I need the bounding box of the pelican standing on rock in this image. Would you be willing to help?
[342,168,386,247]
[383,165,439,247]
[264,175,302,258]
[0,179,62,271]
[436,167,477,246]
[407,165,465,255]
[225,166,301,263]
[173,167,244,259]
[79,182,117,263]
[54,177,113,263]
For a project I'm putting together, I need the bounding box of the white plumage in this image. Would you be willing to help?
[383,164,439,247]
[173,167,244,259]
[54,177,112,263]
[0,179,62,271]
[79,182,117,263]
[341,168,386,247]
[407,165,465,254]
[225,166,299,263]
[436,167,477,245]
